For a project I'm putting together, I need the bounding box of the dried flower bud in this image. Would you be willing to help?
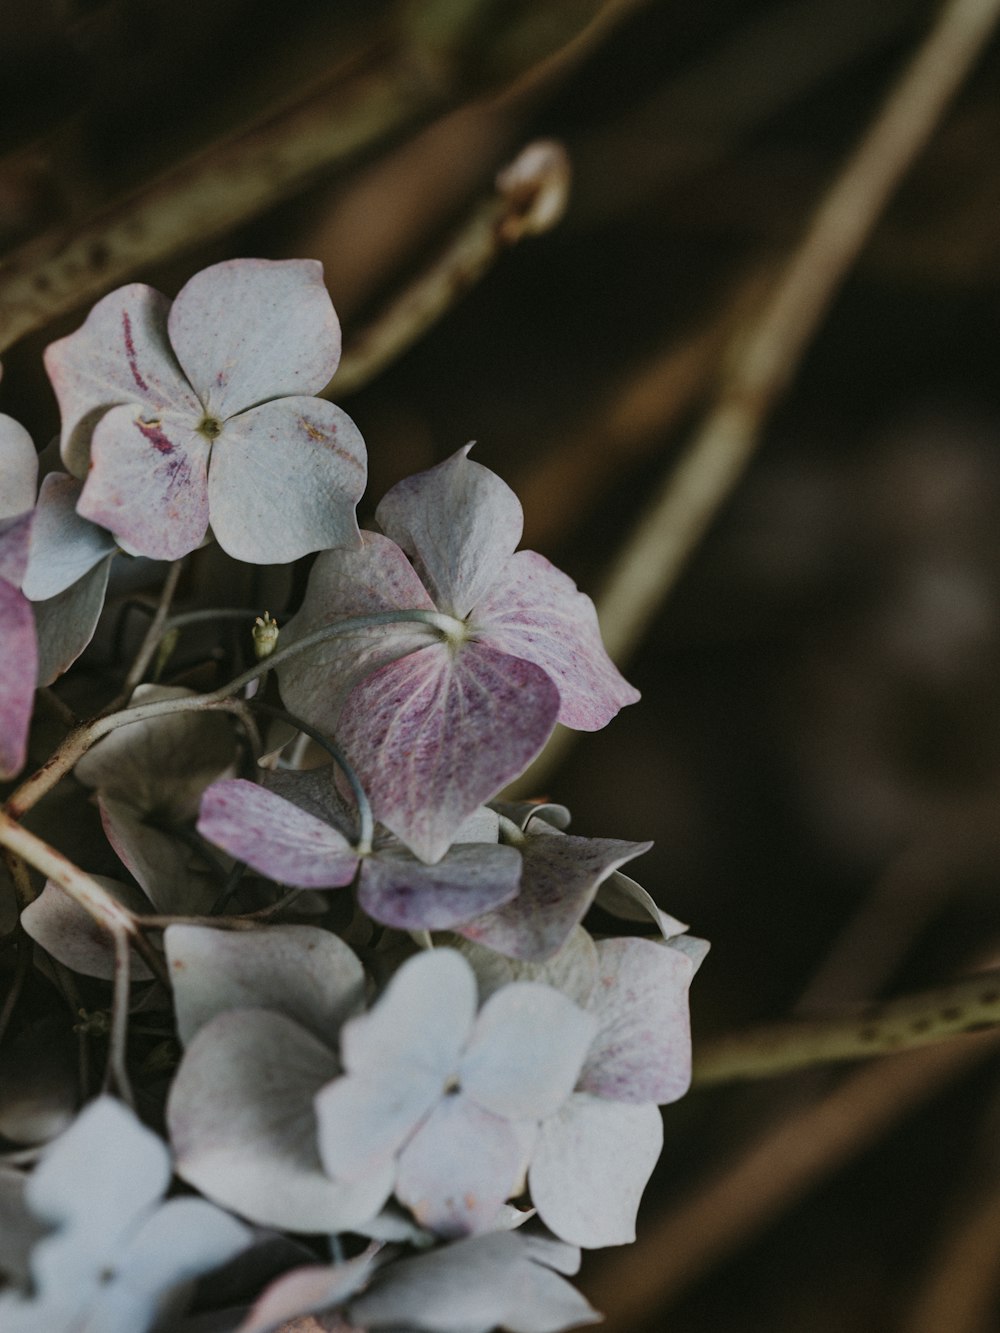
[253,611,279,659]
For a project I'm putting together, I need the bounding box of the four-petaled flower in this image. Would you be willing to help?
[44,258,367,563]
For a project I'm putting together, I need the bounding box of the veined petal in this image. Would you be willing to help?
[22,474,116,600]
[43,284,199,478]
[396,1093,526,1237]
[357,843,521,931]
[77,405,210,560]
[338,641,560,863]
[0,415,37,519]
[579,937,695,1105]
[277,531,439,735]
[475,549,639,730]
[0,581,36,779]
[208,398,365,564]
[167,258,340,418]
[530,1095,663,1248]
[461,983,595,1121]
[376,445,524,620]
[197,779,358,889]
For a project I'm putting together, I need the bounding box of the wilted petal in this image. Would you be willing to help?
[77,404,210,560]
[357,843,521,931]
[492,801,572,832]
[348,1231,600,1333]
[0,414,37,519]
[376,446,524,620]
[197,780,358,889]
[0,580,37,780]
[530,1095,662,1248]
[579,937,695,1105]
[475,550,639,730]
[458,827,652,963]
[277,532,439,734]
[0,1018,78,1147]
[44,283,199,477]
[339,642,559,863]
[450,928,598,1008]
[22,473,116,600]
[99,797,219,915]
[396,1093,525,1236]
[168,1009,390,1232]
[22,877,152,980]
[33,554,113,686]
[461,984,594,1121]
[167,259,340,419]
[166,923,364,1046]
[208,399,365,564]
[594,867,688,939]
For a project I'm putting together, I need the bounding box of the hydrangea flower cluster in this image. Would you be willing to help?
[0,259,705,1333]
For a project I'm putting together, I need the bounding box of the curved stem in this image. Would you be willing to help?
[694,967,1000,1085]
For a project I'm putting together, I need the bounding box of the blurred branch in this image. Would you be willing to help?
[0,0,634,354]
[332,140,571,396]
[517,0,1000,794]
[694,966,1000,1084]
[587,1031,1000,1329]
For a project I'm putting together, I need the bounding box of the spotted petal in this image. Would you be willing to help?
[0,579,37,779]
[167,258,341,419]
[376,445,524,620]
[476,549,639,730]
[207,398,365,564]
[339,641,560,863]
[77,404,210,560]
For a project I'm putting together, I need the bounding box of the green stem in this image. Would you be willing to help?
[693,969,1000,1086]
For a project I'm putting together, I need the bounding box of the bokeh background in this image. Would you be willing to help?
[3,1,1000,1328]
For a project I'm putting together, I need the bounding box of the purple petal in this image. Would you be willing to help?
[77,404,210,559]
[0,414,37,519]
[208,398,365,564]
[339,642,560,863]
[21,877,152,980]
[579,937,695,1105]
[43,283,200,478]
[357,843,521,931]
[396,1093,527,1237]
[457,828,652,963]
[197,779,358,889]
[33,554,113,686]
[0,581,37,779]
[475,549,640,730]
[277,531,439,734]
[165,923,365,1046]
[0,511,33,586]
[530,1095,663,1248]
[461,983,595,1121]
[168,1008,391,1232]
[265,765,355,836]
[376,445,524,620]
[167,258,340,418]
[22,473,116,600]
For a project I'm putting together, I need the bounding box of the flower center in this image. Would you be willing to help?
[197,416,223,440]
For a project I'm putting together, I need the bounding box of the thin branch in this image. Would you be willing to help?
[586,1031,1000,1329]
[114,559,185,705]
[105,934,134,1108]
[331,139,571,396]
[693,966,1000,1085]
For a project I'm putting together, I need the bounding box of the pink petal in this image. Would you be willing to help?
[0,511,33,586]
[396,1093,526,1237]
[475,549,640,730]
[357,844,521,931]
[277,531,439,735]
[339,642,560,863]
[0,580,36,779]
[21,877,152,980]
[579,937,695,1105]
[77,404,210,560]
[43,284,199,478]
[207,398,365,563]
[22,473,116,600]
[197,779,359,889]
[457,828,652,963]
[167,258,340,419]
[375,445,524,619]
[0,414,37,519]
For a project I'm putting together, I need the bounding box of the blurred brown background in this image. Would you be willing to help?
[3,1,1000,1328]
